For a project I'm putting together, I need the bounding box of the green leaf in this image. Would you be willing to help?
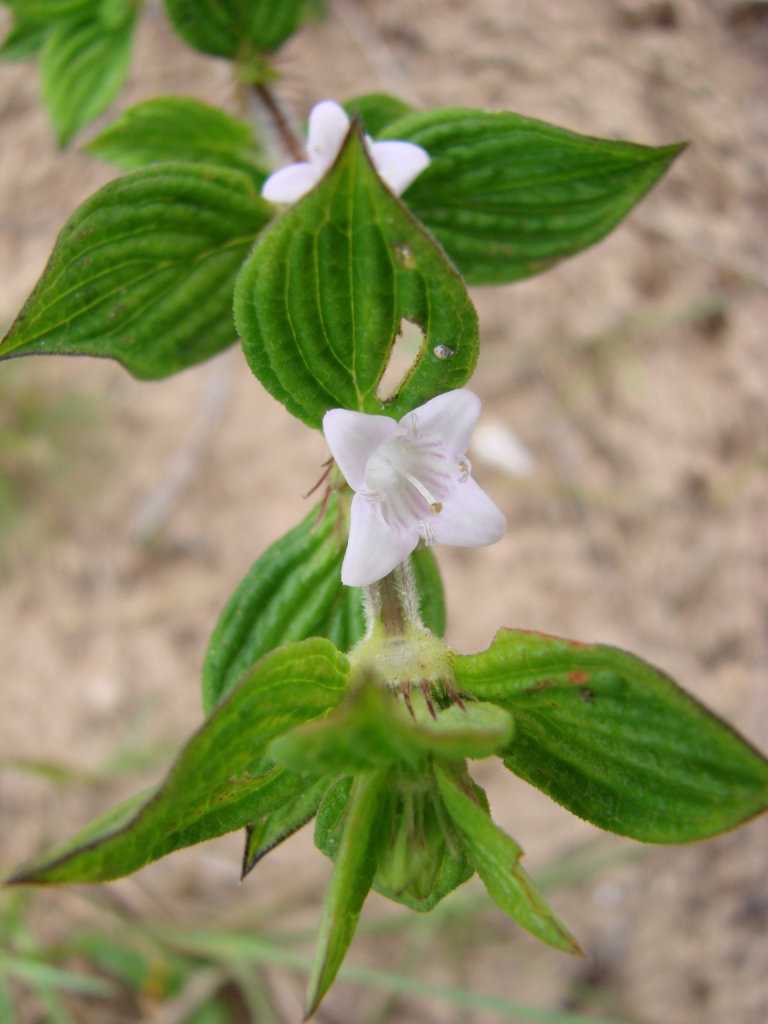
[163,0,311,58]
[410,545,446,638]
[342,93,415,139]
[7,0,98,25]
[159,928,632,1024]
[70,931,182,996]
[7,640,349,884]
[1,164,272,379]
[84,97,266,183]
[434,760,582,955]
[242,773,330,878]
[202,499,446,714]
[235,125,479,429]
[270,677,514,776]
[0,954,115,997]
[381,108,685,285]
[0,975,16,1024]
[40,12,136,146]
[305,770,384,1018]
[0,19,48,60]
[202,495,348,714]
[315,770,474,914]
[454,629,768,843]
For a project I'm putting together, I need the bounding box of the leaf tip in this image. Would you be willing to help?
[4,861,44,886]
[303,969,328,1021]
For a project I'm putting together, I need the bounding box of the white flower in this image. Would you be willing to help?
[323,390,507,588]
[261,100,430,204]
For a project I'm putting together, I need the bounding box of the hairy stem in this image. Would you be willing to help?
[363,560,424,638]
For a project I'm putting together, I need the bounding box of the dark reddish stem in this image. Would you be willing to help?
[253,84,305,163]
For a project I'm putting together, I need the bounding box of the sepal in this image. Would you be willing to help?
[434,760,582,954]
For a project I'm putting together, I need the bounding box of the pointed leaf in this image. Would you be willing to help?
[202,499,446,713]
[1,164,271,379]
[342,93,415,139]
[382,108,684,285]
[235,126,479,429]
[202,495,348,714]
[6,0,98,24]
[242,774,330,878]
[305,770,385,1018]
[455,629,768,843]
[0,19,48,60]
[270,678,514,776]
[163,0,312,58]
[8,640,349,884]
[435,760,582,955]
[41,12,136,146]
[84,97,266,185]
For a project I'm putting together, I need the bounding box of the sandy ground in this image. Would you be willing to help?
[1,0,768,1021]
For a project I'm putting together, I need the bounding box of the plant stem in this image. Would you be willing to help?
[377,570,407,636]
[363,560,424,638]
[251,84,305,163]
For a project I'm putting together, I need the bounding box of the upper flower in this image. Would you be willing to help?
[323,390,507,588]
[261,100,430,204]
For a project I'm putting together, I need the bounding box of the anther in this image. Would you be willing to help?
[430,502,442,514]
[457,456,471,483]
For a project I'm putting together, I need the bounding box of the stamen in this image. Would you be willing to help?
[457,456,471,483]
[401,414,419,442]
[418,519,436,546]
[401,469,441,509]
[359,487,384,504]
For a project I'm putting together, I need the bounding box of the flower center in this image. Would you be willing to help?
[364,435,445,505]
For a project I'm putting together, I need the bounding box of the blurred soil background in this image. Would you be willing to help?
[1,0,768,1021]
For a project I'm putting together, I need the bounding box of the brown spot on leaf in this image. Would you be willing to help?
[568,670,590,685]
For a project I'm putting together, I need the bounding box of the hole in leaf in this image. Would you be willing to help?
[376,319,425,404]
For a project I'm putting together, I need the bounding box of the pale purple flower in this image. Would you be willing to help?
[323,390,507,588]
[261,100,430,204]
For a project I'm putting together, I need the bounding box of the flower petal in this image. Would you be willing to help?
[433,478,506,547]
[369,140,430,196]
[261,162,321,203]
[409,389,481,456]
[342,494,419,587]
[307,100,350,172]
[323,409,397,491]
